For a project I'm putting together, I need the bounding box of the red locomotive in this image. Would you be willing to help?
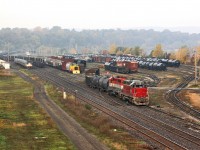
[85,68,149,105]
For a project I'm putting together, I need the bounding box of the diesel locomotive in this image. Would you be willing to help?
[85,68,149,106]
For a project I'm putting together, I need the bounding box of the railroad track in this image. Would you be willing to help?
[13,69,108,150]
[101,92,200,150]
[165,64,200,119]
[165,74,200,120]
[138,71,160,85]
[28,67,200,149]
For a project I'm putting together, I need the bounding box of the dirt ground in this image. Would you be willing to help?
[180,90,200,111]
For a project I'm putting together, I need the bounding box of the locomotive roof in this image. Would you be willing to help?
[130,80,144,86]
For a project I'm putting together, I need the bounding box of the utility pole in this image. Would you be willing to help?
[8,44,9,63]
[194,50,197,85]
[6,42,10,63]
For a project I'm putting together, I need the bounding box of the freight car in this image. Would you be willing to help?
[14,58,32,69]
[160,59,180,67]
[85,68,149,105]
[32,61,45,68]
[104,61,138,74]
[138,61,167,71]
[44,57,80,74]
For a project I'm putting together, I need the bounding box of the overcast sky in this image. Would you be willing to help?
[0,0,200,32]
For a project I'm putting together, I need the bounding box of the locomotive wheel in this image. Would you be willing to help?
[122,95,126,101]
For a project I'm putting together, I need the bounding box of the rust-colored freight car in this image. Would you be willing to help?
[92,56,112,63]
[116,61,138,72]
[105,61,138,73]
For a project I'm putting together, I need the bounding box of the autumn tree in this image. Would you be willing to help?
[116,50,123,56]
[196,46,200,63]
[169,52,176,59]
[152,44,164,58]
[109,44,117,55]
[123,47,131,55]
[69,48,77,54]
[175,46,189,64]
[134,46,142,56]
[191,46,200,65]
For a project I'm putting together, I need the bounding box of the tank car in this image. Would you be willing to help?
[172,60,180,67]
[98,76,110,91]
[85,68,100,87]
[152,62,166,71]
[161,59,180,67]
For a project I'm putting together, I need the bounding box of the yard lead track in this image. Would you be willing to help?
[28,68,200,149]
[165,73,200,120]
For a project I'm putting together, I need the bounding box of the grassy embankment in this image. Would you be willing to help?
[0,70,75,150]
[45,84,151,150]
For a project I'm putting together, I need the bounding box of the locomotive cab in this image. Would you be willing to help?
[72,65,80,74]
[121,80,149,105]
[130,80,149,105]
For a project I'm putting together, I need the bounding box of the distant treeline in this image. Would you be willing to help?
[0,26,200,54]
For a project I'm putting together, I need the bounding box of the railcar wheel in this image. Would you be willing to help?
[122,95,126,101]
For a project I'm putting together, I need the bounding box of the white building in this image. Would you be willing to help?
[0,59,10,69]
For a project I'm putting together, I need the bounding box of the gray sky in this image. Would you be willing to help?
[0,0,200,32]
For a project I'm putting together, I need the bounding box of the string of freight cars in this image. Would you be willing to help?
[92,55,180,73]
[12,56,87,74]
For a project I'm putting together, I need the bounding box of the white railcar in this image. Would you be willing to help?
[14,58,32,68]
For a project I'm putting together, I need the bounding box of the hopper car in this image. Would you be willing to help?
[85,68,149,105]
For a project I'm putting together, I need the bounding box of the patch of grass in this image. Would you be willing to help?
[85,104,92,110]
[45,83,151,150]
[0,134,6,148]
[0,72,75,150]
[148,89,171,108]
